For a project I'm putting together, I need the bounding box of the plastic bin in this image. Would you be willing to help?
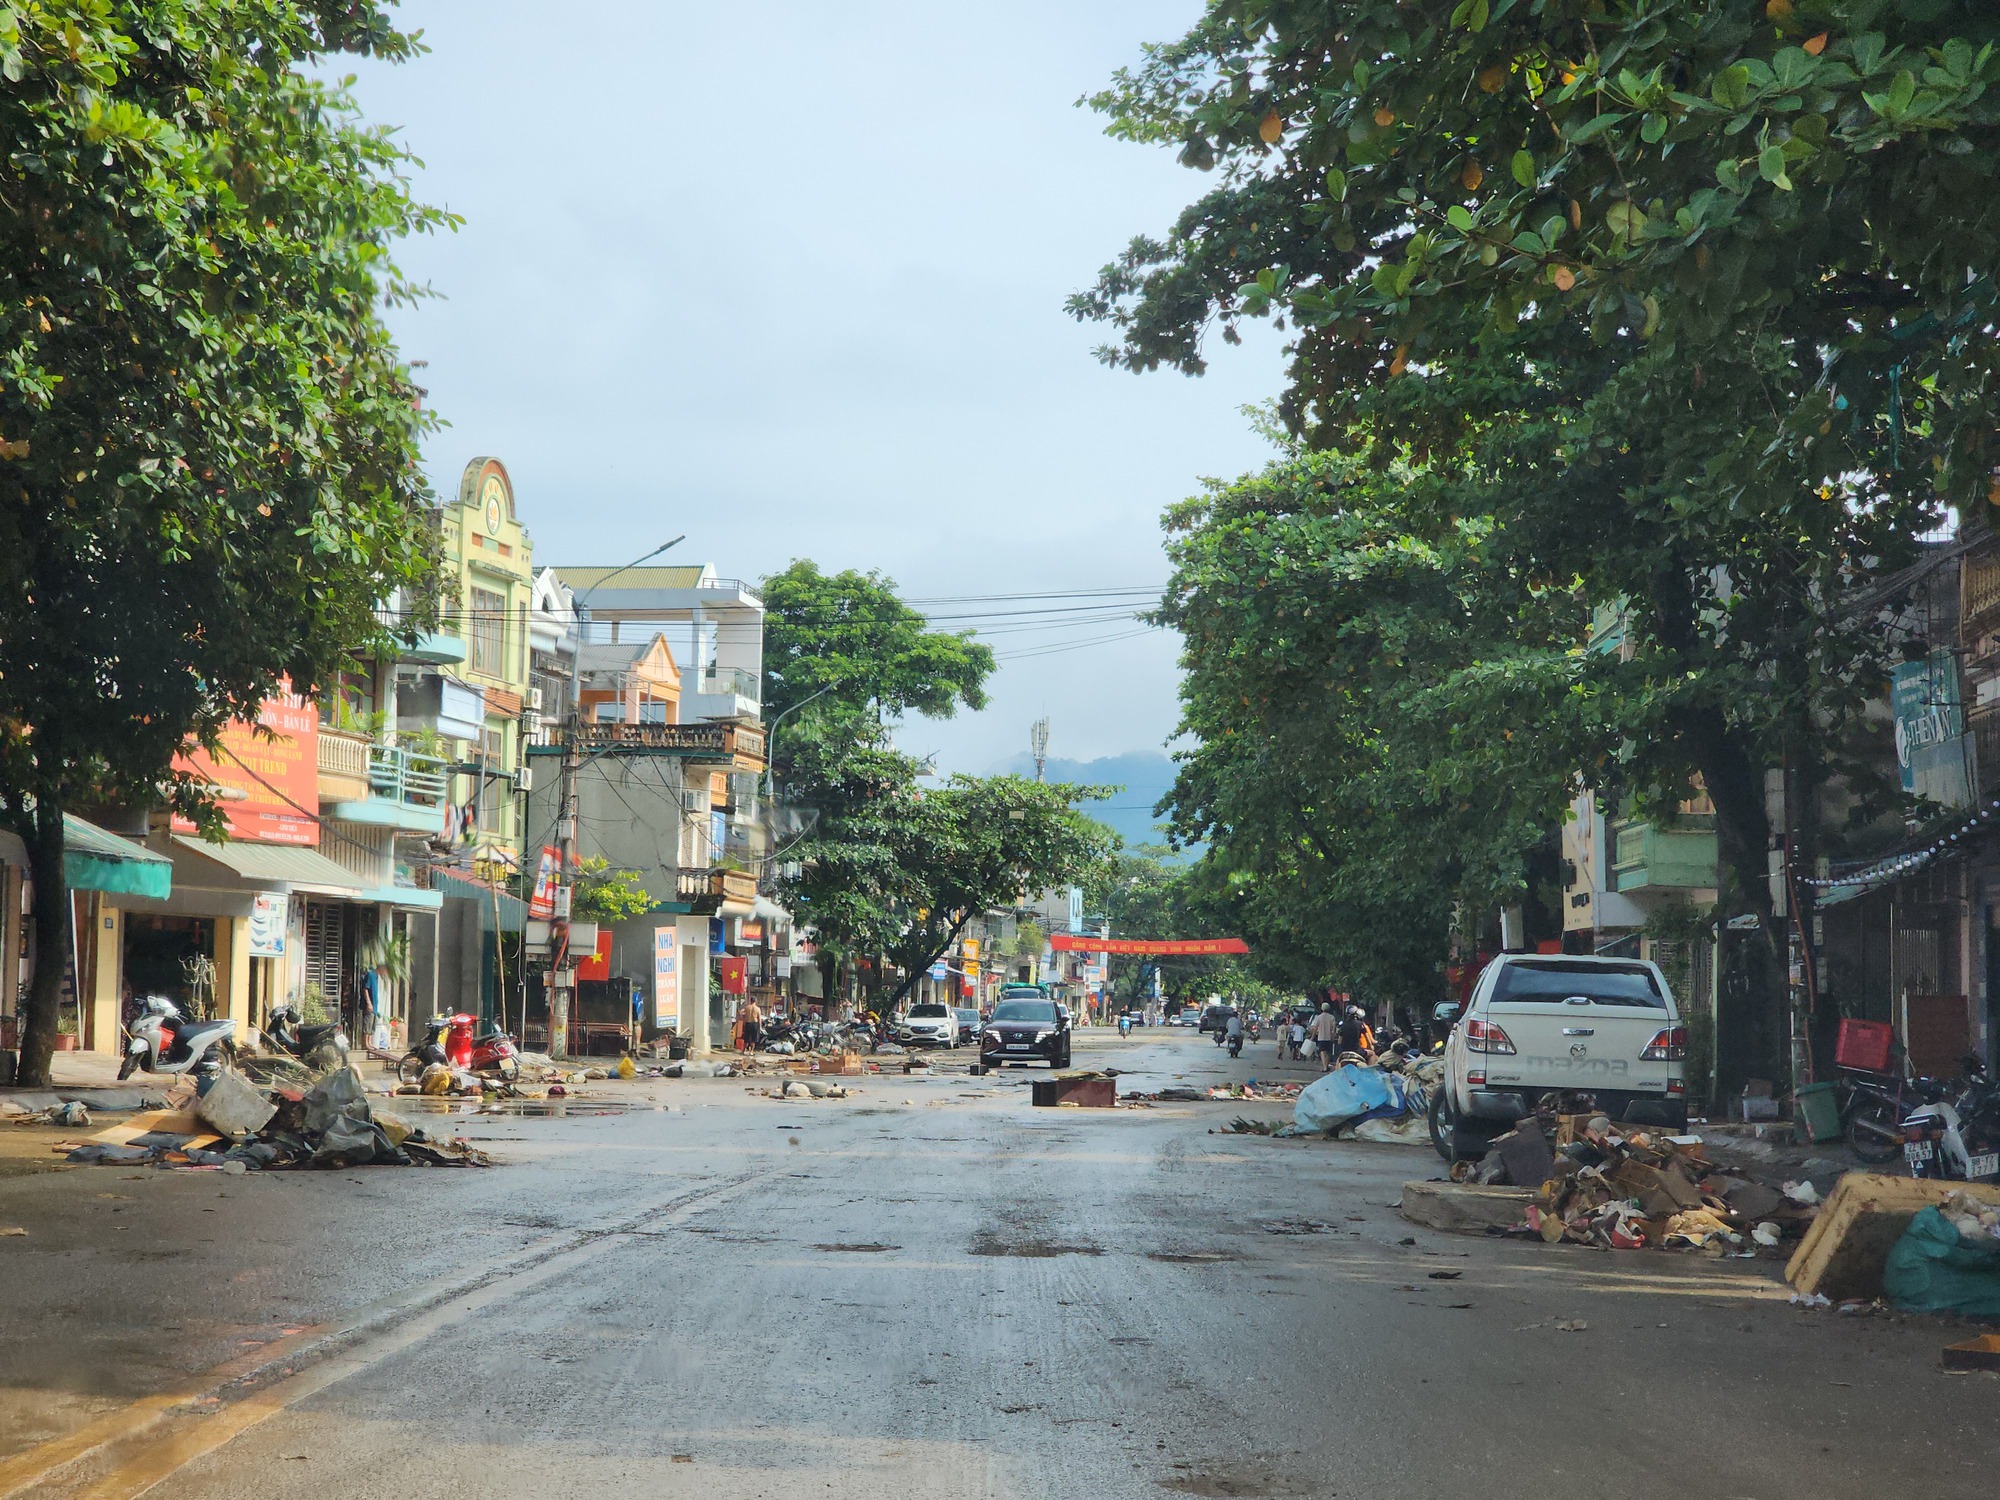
[1795,1081,1842,1143]
[1835,1017,1895,1073]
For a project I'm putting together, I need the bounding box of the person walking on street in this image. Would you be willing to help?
[1310,1002,1339,1072]
[1288,1013,1307,1061]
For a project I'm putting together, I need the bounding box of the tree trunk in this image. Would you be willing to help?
[1681,705,1785,1096]
[16,801,70,1088]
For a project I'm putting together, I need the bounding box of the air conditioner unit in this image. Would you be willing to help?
[515,766,534,793]
[680,788,707,813]
[525,685,543,712]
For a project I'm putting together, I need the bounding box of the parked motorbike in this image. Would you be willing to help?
[1843,1065,1950,1164]
[1901,1056,2000,1181]
[118,996,236,1080]
[262,1000,350,1070]
[396,1013,520,1085]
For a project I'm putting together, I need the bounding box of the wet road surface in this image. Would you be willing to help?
[2,1029,1997,1498]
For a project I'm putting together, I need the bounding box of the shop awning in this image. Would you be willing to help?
[170,835,364,897]
[64,816,173,900]
[358,884,445,911]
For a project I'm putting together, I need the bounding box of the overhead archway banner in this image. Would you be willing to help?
[1048,935,1248,955]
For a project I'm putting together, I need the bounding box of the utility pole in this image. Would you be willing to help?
[551,537,682,1059]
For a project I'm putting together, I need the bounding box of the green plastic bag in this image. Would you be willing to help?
[1882,1206,2000,1317]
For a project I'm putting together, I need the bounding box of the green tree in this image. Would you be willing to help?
[0,3,451,1084]
[761,560,995,725]
[571,858,654,924]
[774,709,1115,1010]
[1075,2,1996,1083]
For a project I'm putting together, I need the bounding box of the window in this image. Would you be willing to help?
[1490,960,1665,1009]
[483,727,506,764]
[909,1003,949,1018]
[990,1000,1057,1023]
[468,587,506,677]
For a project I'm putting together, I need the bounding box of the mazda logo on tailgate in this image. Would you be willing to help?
[1569,1042,1588,1059]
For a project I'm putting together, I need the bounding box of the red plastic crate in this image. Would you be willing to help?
[1835,1017,1895,1073]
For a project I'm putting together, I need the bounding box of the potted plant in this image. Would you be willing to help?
[54,1010,78,1051]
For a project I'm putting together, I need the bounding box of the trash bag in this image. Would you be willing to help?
[1882,1206,2000,1317]
[312,1113,380,1167]
[420,1063,453,1095]
[1293,1065,1402,1134]
[300,1067,369,1135]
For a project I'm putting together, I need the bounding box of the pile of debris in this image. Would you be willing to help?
[755,1079,854,1101]
[57,1067,491,1172]
[1205,1080,1302,1101]
[1281,1056,1442,1139]
[1476,1113,1819,1253]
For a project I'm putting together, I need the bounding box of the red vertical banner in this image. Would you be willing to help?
[716,955,747,995]
[529,845,559,919]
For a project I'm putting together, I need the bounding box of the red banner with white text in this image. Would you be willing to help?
[1047,935,1249,956]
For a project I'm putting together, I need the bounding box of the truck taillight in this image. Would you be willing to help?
[1465,1018,1515,1055]
[1640,1026,1687,1061]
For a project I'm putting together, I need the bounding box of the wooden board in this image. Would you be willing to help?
[1942,1333,2000,1372]
[87,1109,221,1152]
[1785,1173,2000,1301]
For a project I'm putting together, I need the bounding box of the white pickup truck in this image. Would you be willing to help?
[1430,954,1688,1161]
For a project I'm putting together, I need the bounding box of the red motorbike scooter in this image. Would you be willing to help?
[396,1012,520,1085]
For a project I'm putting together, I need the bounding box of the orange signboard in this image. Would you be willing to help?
[172,687,320,847]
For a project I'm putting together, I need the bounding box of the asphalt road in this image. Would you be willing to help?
[2,1028,1996,1499]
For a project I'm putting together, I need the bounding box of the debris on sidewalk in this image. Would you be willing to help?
[54,1066,494,1173]
[1787,1174,2000,1301]
[1881,1198,2000,1316]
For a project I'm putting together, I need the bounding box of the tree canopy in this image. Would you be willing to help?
[1074,1,2000,1077]
[760,560,995,725]
[761,563,1111,1008]
[0,2,450,1083]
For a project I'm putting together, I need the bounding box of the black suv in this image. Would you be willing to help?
[978,995,1072,1070]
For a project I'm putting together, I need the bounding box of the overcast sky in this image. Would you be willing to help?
[349,1,1282,774]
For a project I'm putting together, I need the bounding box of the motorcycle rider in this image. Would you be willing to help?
[1225,1009,1244,1058]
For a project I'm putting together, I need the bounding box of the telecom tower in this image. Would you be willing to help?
[1030,718,1050,783]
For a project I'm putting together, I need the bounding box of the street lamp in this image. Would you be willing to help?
[551,537,684,1059]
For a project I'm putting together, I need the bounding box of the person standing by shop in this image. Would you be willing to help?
[739,997,763,1054]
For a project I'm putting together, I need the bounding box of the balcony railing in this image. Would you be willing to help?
[1965,540,2000,637]
[698,667,761,703]
[318,728,370,783]
[368,743,450,808]
[673,866,760,913]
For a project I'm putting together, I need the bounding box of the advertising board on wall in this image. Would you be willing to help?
[652,927,678,1028]
[171,685,320,846]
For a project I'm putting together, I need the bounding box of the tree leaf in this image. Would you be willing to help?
[1510,149,1536,187]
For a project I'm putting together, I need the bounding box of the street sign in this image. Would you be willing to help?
[929,962,948,981]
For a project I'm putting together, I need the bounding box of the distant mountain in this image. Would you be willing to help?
[991,749,1182,853]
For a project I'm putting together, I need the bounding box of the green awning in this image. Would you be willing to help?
[63,816,172,900]
[170,834,364,896]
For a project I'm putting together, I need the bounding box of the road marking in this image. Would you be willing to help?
[8,1166,784,1500]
